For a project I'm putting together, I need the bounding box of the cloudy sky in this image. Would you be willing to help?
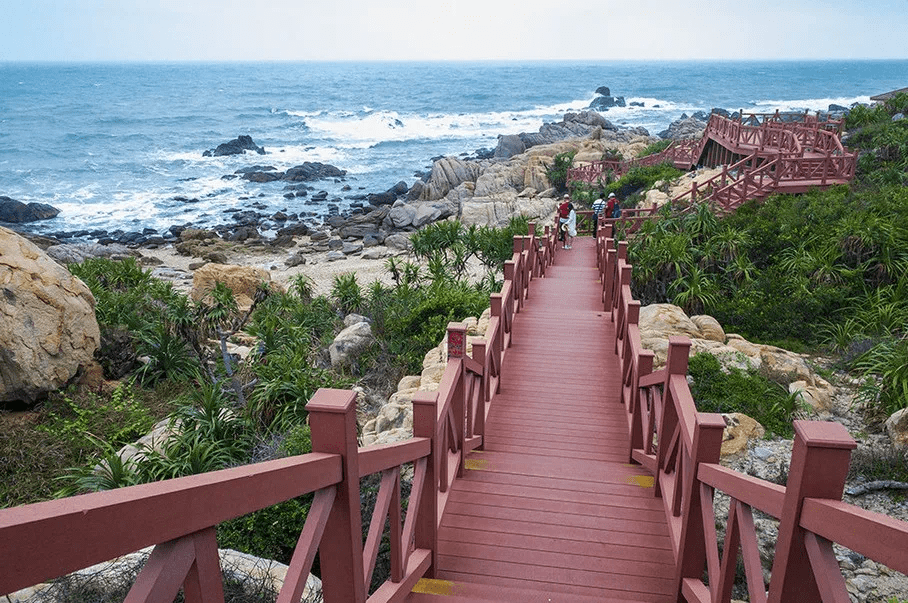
[1,0,904,61]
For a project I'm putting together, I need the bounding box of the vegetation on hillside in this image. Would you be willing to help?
[627,94,908,417]
[0,216,532,570]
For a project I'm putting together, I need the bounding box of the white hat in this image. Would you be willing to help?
[563,194,569,198]
[608,192,616,198]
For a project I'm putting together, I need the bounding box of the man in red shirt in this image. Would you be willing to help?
[605,192,617,218]
[558,194,570,241]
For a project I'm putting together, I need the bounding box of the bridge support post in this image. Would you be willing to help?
[306,389,366,603]
[413,391,440,578]
[766,421,856,603]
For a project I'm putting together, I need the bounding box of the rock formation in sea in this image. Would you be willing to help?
[0,196,61,223]
[203,134,266,157]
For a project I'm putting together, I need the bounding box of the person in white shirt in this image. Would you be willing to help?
[564,203,577,249]
[591,197,605,232]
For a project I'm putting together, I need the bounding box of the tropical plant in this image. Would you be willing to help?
[547,150,577,192]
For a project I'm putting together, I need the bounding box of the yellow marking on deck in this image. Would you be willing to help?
[412,578,456,595]
[465,458,489,470]
[626,475,655,488]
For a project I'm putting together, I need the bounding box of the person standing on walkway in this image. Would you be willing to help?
[564,203,577,249]
[558,194,570,241]
[591,196,605,232]
[605,192,617,219]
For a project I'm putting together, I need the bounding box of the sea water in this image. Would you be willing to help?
[1,60,905,238]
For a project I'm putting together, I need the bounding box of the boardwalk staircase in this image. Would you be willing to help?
[568,111,856,218]
[2,223,907,602]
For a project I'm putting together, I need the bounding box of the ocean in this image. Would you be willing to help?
[1,60,906,239]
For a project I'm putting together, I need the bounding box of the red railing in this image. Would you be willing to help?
[568,112,856,217]
[0,224,558,603]
[597,222,908,602]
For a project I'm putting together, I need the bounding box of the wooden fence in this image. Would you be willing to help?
[567,111,856,216]
[0,223,558,603]
[596,223,908,602]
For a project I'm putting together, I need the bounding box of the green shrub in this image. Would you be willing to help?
[548,150,576,192]
[638,139,673,157]
[687,353,802,437]
[217,424,314,565]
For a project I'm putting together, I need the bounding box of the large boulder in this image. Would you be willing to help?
[329,321,374,367]
[191,263,282,311]
[0,227,100,403]
[283,162,347,182]
[885,408,908,450]
[203,135,265,157]
[0,196,61,223]
[459,196,559,228]
[493,134,527,159]
[419,157,483,201]
[658,116,707,140]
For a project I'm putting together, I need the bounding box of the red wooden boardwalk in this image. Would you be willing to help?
[409,237,674,602]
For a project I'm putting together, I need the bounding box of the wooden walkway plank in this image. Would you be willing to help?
[409,238,672,602]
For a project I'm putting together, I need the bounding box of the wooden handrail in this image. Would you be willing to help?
[598,223,908,603]
[0,222,560,603]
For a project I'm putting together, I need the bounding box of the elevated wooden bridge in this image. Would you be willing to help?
[568,111,856,215]
[2,224,907,603]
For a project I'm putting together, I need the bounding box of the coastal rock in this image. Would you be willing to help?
[388,203,417,229]
[419,157,483,201]
[473,161,526,198]
[383,233,412,252]
[524,155,554,192]
[203,134,265,157]
[885,408,908,450]
[0,227,100,403]
[659,116,707,140]
[690,315,725,343]
[459,195,559,228]
[329,321,374,367]
[721,413,765,457]
[283,162,347,182]
[0,196,61,223]
[367,181,409,205]
[493,134,527,159]
[45,243,133,265]
[190,263,282,311]
[412,202,452,228]
[589,95,627,111]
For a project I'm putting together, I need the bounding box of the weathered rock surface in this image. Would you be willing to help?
[0,196,61,223]
[0,227,100,403]
[191,263,282,311]
[203,134,265,157]
[637,303,835,408]
[45,242,133,265]
[329,321,375,367]
[885,408,908,450]
[721,413,766,457]
[658,116,707,140]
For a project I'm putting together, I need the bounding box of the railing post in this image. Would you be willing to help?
[767,421,856,603]
[471,339,487,444]
[448,323,467,479]
[673,413,726,599]
[412,391,439,578]
[654,337,689,499]
[627,346,654,459]
[604,245,617,317]
[306,389,366,603]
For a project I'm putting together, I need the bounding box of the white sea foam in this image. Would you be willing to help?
[747,96,873,114]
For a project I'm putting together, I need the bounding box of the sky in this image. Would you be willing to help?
[0,0,905,62]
